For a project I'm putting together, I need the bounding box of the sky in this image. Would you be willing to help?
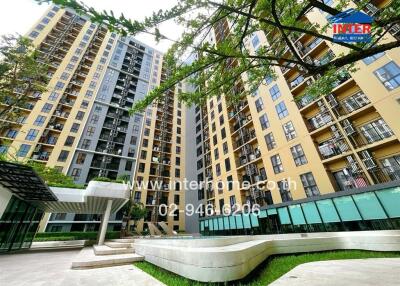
[0,0,183,53]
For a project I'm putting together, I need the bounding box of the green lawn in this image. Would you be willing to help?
[134,250,400,286]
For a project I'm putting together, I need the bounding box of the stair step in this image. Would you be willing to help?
[93,245,135,255]
[71,248,143,269]
[104,242,134,248]
[108,238,136,243]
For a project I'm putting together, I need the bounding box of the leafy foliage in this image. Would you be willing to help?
[130,202,148,223]
[36,0,400,109]
[0,35,48,135]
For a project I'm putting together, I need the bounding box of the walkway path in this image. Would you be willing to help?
[0,249,164,286]
[271,258,400,286]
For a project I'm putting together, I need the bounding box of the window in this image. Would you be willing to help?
[176,157,181,166]
[223,142,228,154]
[17,144,31,157]
[360,118,393,143]
[300,172,320,197]
[29,31,39,38]
[264,132,276,151]
[265,76,273,85]
[216,163,221,176]
[214,148,219,160]
[283,121,296,140]
[80,100,89,109]
[54,81,65,90]
[25,129,39,141]
[196,135,202,145]
[70,123,80,133]
[374,61,400,90]
[176,146,181,154]
[75,111,85,120]
[227,175,233,191]
[141,150,147,159]
[86,126,95,136]
[34,115,46,126]
[290,144,307,166]
[213,135,217,145]
[278,180,292,202]
[130,136,137,145]
[255,98,264,112]
[176,136,181,144]
[60,72,69,80]
[76,153,86,164]
[218,103,222,113]
[41,103,53,113]
[71,168,81,180]
[58,150,69,162]
[362,52,385,65]
[259,114,270,130]
[219,115,224,125]
[48,92,59,101]
[6,130,18,139]
[125,160,133,171]
[197,147,202,156]
[65,136,75,146]
[89,114,99,124]
[271,154,284,174]
[251,35,260,48]
[81,139,91,149]
[221,128,226,139]
[175,168,180,177]
[275,101,289,119]
[225,158,231,172]
[269,84,281,101]
[197,159,203,170]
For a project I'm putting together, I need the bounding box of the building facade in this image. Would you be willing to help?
[190,1,400,233]
[0,6,183,233]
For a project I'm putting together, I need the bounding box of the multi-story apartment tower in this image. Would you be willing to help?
[0,5,172,232]
[190,1,400,233]
[133,67,186,233]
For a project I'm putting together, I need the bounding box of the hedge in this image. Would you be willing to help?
[33,231,120,241]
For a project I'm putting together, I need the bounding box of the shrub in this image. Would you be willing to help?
[33,231,120,241]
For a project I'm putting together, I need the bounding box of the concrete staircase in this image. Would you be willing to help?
[71,239,143,269]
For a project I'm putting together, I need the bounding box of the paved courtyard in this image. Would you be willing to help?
[271,258,400,286]
[0,249,165,286]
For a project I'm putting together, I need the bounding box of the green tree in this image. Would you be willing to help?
[120,201,148,236]
[37,0,400,108]
[0,35,48,136]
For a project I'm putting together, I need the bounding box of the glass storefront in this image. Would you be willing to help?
[200,186,400,236]
[0,196,43,253]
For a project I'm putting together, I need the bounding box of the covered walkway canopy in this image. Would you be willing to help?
[0,161,130,252]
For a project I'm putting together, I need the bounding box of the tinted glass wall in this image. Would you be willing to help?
[199,187,400,236]
[0,196,43,253]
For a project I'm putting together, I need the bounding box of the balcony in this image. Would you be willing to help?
[234,129,256,149]
[329,91,370,117]
[307,110,333,132]
[318,137,350,160]
[236,148,262,168]
[289,75,308,90]
[345,118,394,149]
[299,37,323,56]
[31,152,51,161]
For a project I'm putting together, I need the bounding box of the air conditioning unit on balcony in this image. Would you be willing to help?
[359,150,377,170]
[342,119,356,136]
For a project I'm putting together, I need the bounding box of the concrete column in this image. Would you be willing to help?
[98,199,113,245]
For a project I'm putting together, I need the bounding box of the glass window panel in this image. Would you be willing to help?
[242,214,251,228]
[353,193,387,220]
[223,216,230,229]
[213,218,219,231]
[301,202,322,224]
[316,199,340,222]
[235,215,244,229]
[204,220,208,227]
[333,196,362,221]
[259,210,267,218]
[288,205,306,225]
[200,221,204,231]
[278,207,291,224]
[218,217,224,230]
[229,215,237,229]
[250,213,260,227]
[209,219,213,231]
[375,187,400,218]
[267,208,277,215]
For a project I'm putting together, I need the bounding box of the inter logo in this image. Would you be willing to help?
[328,9,373,43]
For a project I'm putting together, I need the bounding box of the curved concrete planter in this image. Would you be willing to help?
[134,230,400,282]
